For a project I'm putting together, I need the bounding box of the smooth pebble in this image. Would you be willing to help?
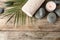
[35,8,45,19]
[55,9,60,17]
[47,12,56,23]
[0,8,4,14]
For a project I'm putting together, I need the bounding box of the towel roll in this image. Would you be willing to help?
[22,0,45,17]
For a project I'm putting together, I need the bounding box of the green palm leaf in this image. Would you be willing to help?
[3,0,27,26]
[2,0,35,26]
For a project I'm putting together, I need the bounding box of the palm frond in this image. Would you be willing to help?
[3,0,27,25]
[6,14,14,23]
[2,0,36,26]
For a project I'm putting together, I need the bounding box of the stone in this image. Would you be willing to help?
[47,13,56,23]
[55,9,60,17]
[0,8,4,14]
[55,1,60,5]
[35,8,45,19]
[54,0,60,5]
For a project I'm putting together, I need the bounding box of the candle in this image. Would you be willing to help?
[46,1,56,12]
[22,0,45,17]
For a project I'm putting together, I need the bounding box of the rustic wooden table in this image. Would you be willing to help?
[0,0,60,40]
[0,0,59,32]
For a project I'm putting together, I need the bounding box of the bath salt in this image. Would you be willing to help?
[46,1,56,12]
[22,0,45,17]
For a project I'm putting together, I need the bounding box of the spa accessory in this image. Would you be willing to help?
[46,1,56,12]
[54,0,60,5]
[47,13,56,23]
[0,8,4,14]
[55,1,60,5]
[22,0,45,17]
[55,9,60,17]
[35,8,45,19]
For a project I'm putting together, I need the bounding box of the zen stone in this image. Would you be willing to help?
[54,0,60,5]
[55,9,60,17]
[55,1,60,5]
[47,13,56,23]
[35,8,45,19]
[0,8,4,14]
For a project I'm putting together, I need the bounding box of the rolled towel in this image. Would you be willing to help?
[22,0,45,17]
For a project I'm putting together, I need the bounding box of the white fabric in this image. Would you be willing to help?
[22,0,45,17]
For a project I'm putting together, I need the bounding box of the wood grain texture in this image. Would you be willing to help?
[0,31,60,40]
[0,0,60,31]
[0,0,60,40]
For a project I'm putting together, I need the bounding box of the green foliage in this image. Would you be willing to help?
[3,0,27,25]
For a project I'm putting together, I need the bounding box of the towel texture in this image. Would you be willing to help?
[22,0,45,17]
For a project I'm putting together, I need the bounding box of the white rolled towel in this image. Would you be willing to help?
[22,0,45,17]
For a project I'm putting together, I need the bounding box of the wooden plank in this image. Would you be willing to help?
[0,31,60,40]
[0,0,60,31]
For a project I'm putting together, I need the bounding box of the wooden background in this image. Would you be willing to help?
[0,0,60,32]
[0,0,60,40]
